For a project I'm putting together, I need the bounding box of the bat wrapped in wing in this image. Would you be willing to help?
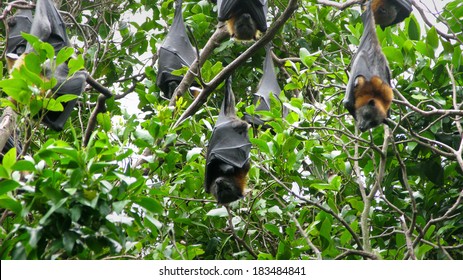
[5,9,33,69]
[156,0,197,99]
[344,0,393,132]
[217,0,268,41]
[205,78,252,204]
[15,0,88,131]
[371,0,412,29]
[244,44,288,128]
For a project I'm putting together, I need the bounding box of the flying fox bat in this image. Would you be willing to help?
[217,0,268,41]
[344,0,393,132]
[370,0,412,29]
[244,44,288,128]
[8,0,87,131]
[5,9,33,69]
[205,78,252,204]
[156,0,197,99]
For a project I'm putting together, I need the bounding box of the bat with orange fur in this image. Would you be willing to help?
[205,77,251,204]
[217,0,268,41]
[6,0,87,131]
[371,0,412,29]
[344,0,393,132]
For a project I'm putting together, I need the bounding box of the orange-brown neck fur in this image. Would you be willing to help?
[354,76,393,117]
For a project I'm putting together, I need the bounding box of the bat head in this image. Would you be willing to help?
[210,176,244,204]
[372,0,398,28]
[356,99,387,132]
[229,13,257,41]
[371,0,412,29]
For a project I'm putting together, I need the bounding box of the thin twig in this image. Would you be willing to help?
[225,205,258,259]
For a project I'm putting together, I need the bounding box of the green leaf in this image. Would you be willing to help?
[11,160,36,172]
[265,223,283,239]
[56,47,75,66]
[452,46,461,68]
[299,48,320,68]
[2,148,17,173]
[407,17,420,40]
[68,54,85,75]
[0,79,30,104]
[383,46,404,66]
[19,65,44,87]
[56,94,78,103]
[0,180,20,195]
[39,197,68,225]
[426,27,439,49]
[0,196,22,215]
[311,182,339,191]
[133,196,163,214]
[276,241,291,260]
[97,112,112,132]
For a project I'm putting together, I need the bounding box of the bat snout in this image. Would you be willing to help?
[213,177,243,204]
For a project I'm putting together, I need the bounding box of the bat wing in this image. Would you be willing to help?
[246,0,268,32]
[26,0,70,53]
[254,44,281,112]
[208,77,251,168]
[390,0,412,27]
[6,9,33,56]
[156,0,197,94]
[217,0,241,21]
[206,119,252,169]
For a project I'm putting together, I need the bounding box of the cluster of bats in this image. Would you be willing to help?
[2,0,87,159]
[156,0,412,204]
[2,0,412,204]
[5,0,87,131]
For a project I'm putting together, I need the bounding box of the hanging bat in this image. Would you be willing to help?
[371,0,412,29]
[244,44,288,128]
[5,8,33,70]
[9,0,87,131]
[156,0,197,99]
[344,0,393,132]
[205,77,252,204]
[217,0,268,41]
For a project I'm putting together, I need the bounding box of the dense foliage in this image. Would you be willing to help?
[0,0,462,259]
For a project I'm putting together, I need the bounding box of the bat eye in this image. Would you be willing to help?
[368,99,376,107]
[378,7,388,15]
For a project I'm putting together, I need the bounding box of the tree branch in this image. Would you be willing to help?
[173,0,299,127]
[317,0,364,10]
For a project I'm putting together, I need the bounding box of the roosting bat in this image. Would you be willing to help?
[8,0,87,131]
[217,0,268,41]
[156,0,197,99]
[371,0,412,29]
[205,78,252,204]
[243,44,288,129]
[344,0,393,132]
[2,9,32,157]
[5,9,32,70]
